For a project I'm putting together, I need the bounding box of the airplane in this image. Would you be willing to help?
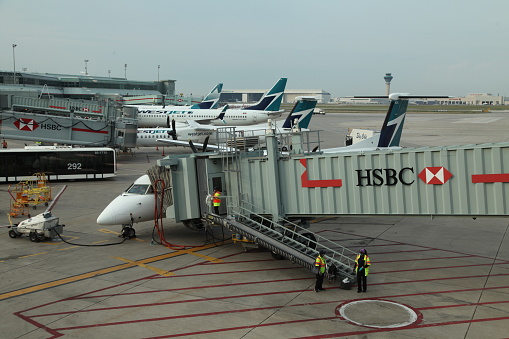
[140,97,317,151]
[96,98,317,235]
[135,106,228,148]
[321,93,449,154]
[98,94,450,237]
[130,83,223,111]
[135,78,287,128]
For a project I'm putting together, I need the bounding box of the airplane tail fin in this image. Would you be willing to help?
[190,83,223,109]
[243,78,287,111]
[282,98,317,129]
[376,99,409,147]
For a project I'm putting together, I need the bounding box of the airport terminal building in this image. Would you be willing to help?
[0,70,331,106]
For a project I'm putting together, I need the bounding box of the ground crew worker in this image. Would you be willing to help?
[213,187,221,214]
[1,139,7,148]
[314,249,327,292]
[353,248,371,293]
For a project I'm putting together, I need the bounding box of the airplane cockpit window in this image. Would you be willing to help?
[126,184,151,194]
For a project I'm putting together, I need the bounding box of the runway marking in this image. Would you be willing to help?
[0,242,220,301]
[113,256,175,277]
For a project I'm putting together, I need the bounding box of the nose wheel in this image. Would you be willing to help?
[120,225,136,239]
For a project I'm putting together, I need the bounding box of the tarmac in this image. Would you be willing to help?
[1,111,508,338]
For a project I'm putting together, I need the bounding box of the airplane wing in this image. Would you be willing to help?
[157,138,237,152]
[192,104,228,125]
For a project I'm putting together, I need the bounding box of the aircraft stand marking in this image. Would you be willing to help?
[113,256,175,277]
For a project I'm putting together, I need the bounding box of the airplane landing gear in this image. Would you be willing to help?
[120,225,136,239]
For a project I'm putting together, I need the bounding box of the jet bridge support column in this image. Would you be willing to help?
[265,134,283,223]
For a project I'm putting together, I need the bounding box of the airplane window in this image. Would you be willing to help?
[127,184,151,194]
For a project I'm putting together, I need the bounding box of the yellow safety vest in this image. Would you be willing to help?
[315,255,326,274]
[213,191,221,206]
[355,254,371,276]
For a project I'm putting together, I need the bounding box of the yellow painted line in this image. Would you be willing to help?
[92,240,111,245]
[114,257,175,277]
[0,242,223,301]
[59,246,79,251]
[184,250,223,263]
[98,228,145,242]
[98,228,120,235]
[19,252,48,259]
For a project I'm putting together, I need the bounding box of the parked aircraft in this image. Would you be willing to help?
[96,98,317,234]
[136,78,287,127]
[321,93,448,153]
[141,97,316,151]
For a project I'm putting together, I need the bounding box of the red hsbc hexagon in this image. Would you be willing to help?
[14,118,39,131]
[418,167,453,184]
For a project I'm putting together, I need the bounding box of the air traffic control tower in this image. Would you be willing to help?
[384,73,393,95]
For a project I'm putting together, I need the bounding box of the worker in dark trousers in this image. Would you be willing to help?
[354,248,371,293]
[314,250,327,292]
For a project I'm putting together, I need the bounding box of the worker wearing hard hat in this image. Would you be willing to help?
[314,249,327,292]
[354,248,371,293]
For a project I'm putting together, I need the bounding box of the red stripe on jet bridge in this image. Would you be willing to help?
[49,105,67,109]
[71,128,109,134]
[300,159,342,187]
[472,173,509,183]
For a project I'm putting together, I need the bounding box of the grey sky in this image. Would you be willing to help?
[1,0,507,98]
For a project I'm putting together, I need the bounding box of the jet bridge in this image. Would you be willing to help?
[153,130,509,281]
[0,95,137,148]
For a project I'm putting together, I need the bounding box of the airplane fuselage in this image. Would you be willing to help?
[137,127,214,146]
[136,108,281,128]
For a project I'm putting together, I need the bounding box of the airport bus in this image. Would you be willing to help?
[0,145,116,182]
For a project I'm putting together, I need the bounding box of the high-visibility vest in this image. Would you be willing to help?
[355,254,371,276]
[213,191,221,206]
[315,255,326,274]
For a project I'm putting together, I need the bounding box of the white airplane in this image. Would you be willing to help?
[131,83,223,111]
[136,78,287,127]
[139,98,317,151]
[96,98,317,235]
[321,93,449,153]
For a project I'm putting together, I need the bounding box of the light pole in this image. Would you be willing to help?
[158,65,160,81]
[84,59,89,76]
[124,63,127,79]
[108,69,111,78]
[12,44,17,84]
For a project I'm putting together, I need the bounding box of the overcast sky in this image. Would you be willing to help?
[1,0,507,98]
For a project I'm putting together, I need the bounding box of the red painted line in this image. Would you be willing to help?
[148,266,302,280]
[377,254,476,263]
[13,312,62,338]
[294,316,509,338]
[300,159,342,187]
[40,288,314,318]
[368,272,509,287]
[419,299,509,310]
[375,261,509,275]
[472,173,509,183]
[35,277,314,314]
[49,105,67,109]
[71,127,109,134]
[144,317,338,339]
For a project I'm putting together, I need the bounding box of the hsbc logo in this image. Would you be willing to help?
[14,118,39,131]
[418,167,453,184]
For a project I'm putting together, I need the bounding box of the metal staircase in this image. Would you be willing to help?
[207,203,357,282]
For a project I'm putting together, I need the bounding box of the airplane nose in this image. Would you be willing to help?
[96,209,116,225]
